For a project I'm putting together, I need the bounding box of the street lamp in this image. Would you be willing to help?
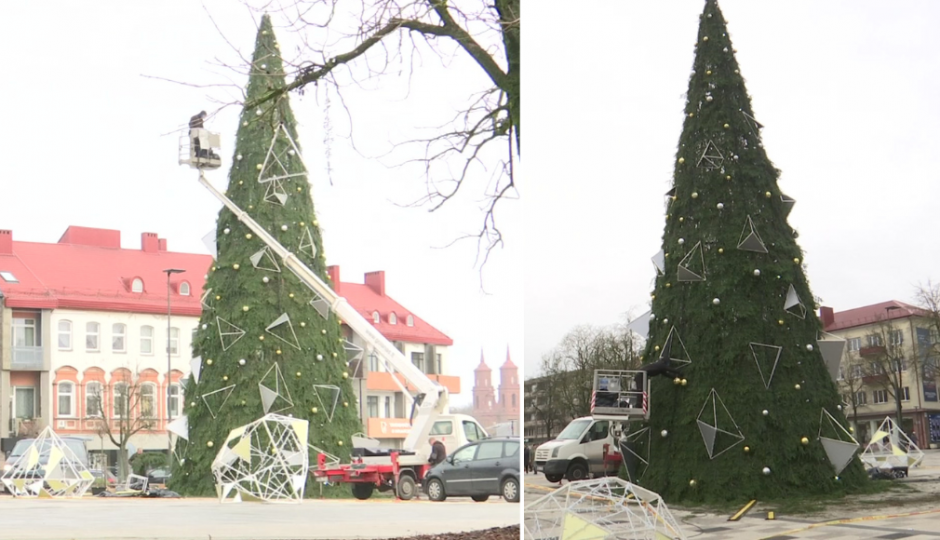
[164,268,185,465]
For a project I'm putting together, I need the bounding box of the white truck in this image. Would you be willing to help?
[182,123,488,500]
[534,369,649,482]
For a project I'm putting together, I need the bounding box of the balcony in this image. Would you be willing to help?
[11,346,44,370]
[859,346,886,357]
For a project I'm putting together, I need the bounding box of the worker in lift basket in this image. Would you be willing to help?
[428,438,447,466]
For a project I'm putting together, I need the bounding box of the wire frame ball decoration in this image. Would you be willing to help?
[211,413,310,503]
[0,426,95,498]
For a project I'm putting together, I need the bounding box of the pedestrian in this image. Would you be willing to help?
[428,438,446,466]
[524,443,531,474]
[189,111,208,158]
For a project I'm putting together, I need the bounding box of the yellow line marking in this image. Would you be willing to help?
[729,499,757,521]
[759,507,940,539]
[766,511,775,520]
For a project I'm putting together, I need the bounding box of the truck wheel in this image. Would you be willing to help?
[545,473,563,483]
[566,462,589,482]
[351,483,374,500]
[396,475,417,501]
[501,477,520,503]
[426,478,446,501]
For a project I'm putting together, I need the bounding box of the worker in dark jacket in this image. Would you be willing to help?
[428,438,447,466]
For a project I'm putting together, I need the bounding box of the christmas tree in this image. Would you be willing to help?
[633,0,867,502]
[169,15,362,497]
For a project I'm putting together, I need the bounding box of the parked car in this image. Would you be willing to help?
[0,436,91,493]
[423,438,520,503]
[146,468,171,486]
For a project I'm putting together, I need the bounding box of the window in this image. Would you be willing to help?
[587,421,610,442]
[140,384,156,418]
[86,322,100,351]
[366,396,379,417]
[889,330,904,346]
[58,382,74,417]
[463,420,485,442]
[384,396,391,418]
[892,358,906,372]
[112,324,126,352]
[13,317,37,347]
[452,445,477,464]
[372,311,380,324]
[868,334,883,347]
[179,282,191,296]
[368,354,379,372]
[503,441,520,457]
[140,326,153,354]
[901,387,911,401]
[85,382,102,417]
[854,391,867,405]
[873,389,889,404]
[168,384,182,418]
[0,271,18,283]
[847,338,861,352]
[406,315,414,327]
[169,327,179,355]
[388,312,397,325]
[870,362,884,375]
[851,364,863,378]
[476,441,504,460]
[14,387,35,418]
[512,393,517,407]
[58,320,72,350]
[430,421,454,436]
[838,366,845,380]
[436,354,442,374]
[131,278,144,293]
[113,383,129,418]
[411,352,425,372]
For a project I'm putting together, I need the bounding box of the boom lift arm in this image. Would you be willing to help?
[195,171,449,453]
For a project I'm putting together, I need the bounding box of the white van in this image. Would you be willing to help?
[533,416,621,482]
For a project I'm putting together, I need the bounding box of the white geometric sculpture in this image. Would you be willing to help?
[861,416,924,470]
[524,477,687,540]
[0,426,94,498]
[211,413,309,503]
[817,408,859,475]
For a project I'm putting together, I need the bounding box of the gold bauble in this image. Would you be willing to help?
[276,349,282,355]
[801,437,809,445]
[342,372,349,379]
[718,248,724,254]
[681,379,688,386]
[206,359,213,365]
[259,336,265,341]
[296,372,302,377]
[242,306,250,312]
[332,352,338,358]
[689,479,697,487]
[794,258,801,264]
[289,293,294,298]
[679,217,684,222]
[765,191,772,198]
[233,264,240,270]
[678,157,685,164]
[321,329,327,335]
[343,401,349,407]
[300,222,305,226]
[297,187,303,192]
[666,283,672,288]
[744,446,750,453]
[703,36,709,42]
[794,384,801,390]
[691,192,698,199]
[311,407,318,413]
[207,441,214,448]
[673,377,681,385]
[726,175,732,180]
[215,295,221,300]
[689,112,694,118]
[778,319,785,325]
[222,375,228,381]
[655,346,661,351]
[300,322,306,327]
[705,70,712,75]
[338,441,343,446]
[246,233,253,239]
[723,123,730,129]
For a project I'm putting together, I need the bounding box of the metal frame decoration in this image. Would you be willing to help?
[217,317,246,351]
[265,313,302,350]
[211,413,310,503]
[524,477,687,540]
[861,416,925,471]
[259,363,294,414]
[0,426,95,498]
[784,284,807,319]
[201,384,237,419]
[696,388,745,459]
[312,385,341,422]
[817,409,860,475]
[249,246,282,273]
[677,241,706,282]
[817,332,847,382]
[697,139,725,170]
[737,215,768,253]
[749,342,783,389]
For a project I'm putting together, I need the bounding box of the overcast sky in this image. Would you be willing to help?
[2,1,522,407]
[525,1,940,378]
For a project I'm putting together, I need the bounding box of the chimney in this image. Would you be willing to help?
[364,271,385,296]
[327,265,341,294]
[158,238,167,251]
[0,230,11,255]
[820,306,835,329]
[141,232,159,253]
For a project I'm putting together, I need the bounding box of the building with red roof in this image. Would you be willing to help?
[0,226,462,458]
[820,301,940,448]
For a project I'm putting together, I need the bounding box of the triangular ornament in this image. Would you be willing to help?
[749,342,783,389]
[257,124,308,185]
[265,313,301,350]
[201,384,236,419]
[696,140,725,169]
[258,363,294,414]
[661,326,692,367]
[263,180,289,206]
[312,385,341,422]
[784,284,807,319]
[737,216,768,253]
[167,415,189,441]
[190,357,202,385]
[626,311,651,340]
[309,293,331,319]
[342,340,363,362]
[298,227,317,259]
[677,241,706,282]
[249,246,281,273]
[820,438,859,475]
[696,389,745,459]
[620,427,651,482]
[651,250,666,275]
[201,289,214,311]
[202,229,218,260]
[817,332,847,382]
[780,193,796,217]
[217,317,246,351]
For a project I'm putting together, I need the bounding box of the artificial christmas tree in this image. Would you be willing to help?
[169,15,362,497]
[631,0,867,502]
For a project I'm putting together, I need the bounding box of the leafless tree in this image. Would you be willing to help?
[166,0,519,263]
[914,281,940,362]
[838,349,866,431]
[854,317,921,429]
[87,370,158,480]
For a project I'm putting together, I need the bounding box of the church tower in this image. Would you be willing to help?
[497,347,520,419]
[472,351,496,426]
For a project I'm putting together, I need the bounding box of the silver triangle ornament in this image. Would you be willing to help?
[737,215,768,253]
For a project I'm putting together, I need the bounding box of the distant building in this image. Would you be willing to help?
[821,301,940,448]
[471,349,519,433]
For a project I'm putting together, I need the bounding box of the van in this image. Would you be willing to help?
[533,416,621,482]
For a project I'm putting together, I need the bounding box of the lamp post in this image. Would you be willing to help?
[164,268,185,465]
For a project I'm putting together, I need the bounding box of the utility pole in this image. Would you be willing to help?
[164,268,185,465]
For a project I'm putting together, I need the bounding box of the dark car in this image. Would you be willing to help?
[147,468,171,486]
[424,438,520,503]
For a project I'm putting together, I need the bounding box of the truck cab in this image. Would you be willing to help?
[533,417,619,483]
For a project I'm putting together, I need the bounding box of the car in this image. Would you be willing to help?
[146,468,171,486]
[423,437,520,503]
